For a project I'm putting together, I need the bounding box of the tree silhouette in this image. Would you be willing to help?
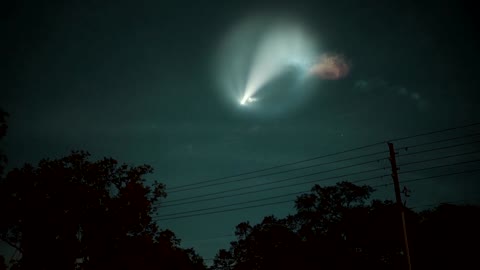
[294,182,373,239]
[211,181,480,270]
[0,256,6,270]
[211,182,384,270]
[0,151,206,270]
[413,203,480,269]
[212,249,235,270]
[292,182,410,269]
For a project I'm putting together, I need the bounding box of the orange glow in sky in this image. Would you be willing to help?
[309,54,350,80]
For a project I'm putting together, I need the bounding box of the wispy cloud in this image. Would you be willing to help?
[309,54,351,80]
[354,79,429,110]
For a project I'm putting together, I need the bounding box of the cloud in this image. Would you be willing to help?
[411,92,421,100]
[397,87,408,96]
[354,80,369,90]
[354,79,429,110]
[309,54,351,80]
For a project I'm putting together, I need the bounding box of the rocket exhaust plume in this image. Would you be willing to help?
[215,15,352,112]
[215,16,318,106]
[240,22,317,104]
[309,54,350,80]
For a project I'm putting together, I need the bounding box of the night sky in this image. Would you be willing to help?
[3,0,480,262]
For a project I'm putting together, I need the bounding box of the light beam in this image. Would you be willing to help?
[241,22,317,103]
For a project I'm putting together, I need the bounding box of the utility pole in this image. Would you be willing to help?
[388,142,412,270]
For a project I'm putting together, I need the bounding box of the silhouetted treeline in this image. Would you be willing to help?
[0,151,206,270]
[210,182,480,270]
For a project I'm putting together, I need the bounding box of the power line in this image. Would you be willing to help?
[398,159,480,175]
[169,150,388,193]
[398,150,480,168]
[167,142,386,191]
[160,165,386,205]
[156,123,480,219]
[156,191,308,218]
[397,140,480,158]
[156,168,480,221]
[156,151,477,218]
[156,173,388,218]
[388,122,480,143]
[161,173,389,208]
[162,141,480,207]
[160,153,479,207]
[158,160,388,205]
[155,199,294,221]
[166,123,480,193]
[373,168,480,189]
[397,133,480,151]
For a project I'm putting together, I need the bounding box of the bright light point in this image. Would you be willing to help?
[240,95,249,105]
[239,95,257,106]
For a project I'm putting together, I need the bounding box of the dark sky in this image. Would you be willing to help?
[3,0,480,262]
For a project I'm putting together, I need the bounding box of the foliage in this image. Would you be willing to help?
[413,203,480,269]
[211,181,478,270]
[0,151,205,270]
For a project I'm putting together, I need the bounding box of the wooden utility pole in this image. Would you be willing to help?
[388,142,412,270]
